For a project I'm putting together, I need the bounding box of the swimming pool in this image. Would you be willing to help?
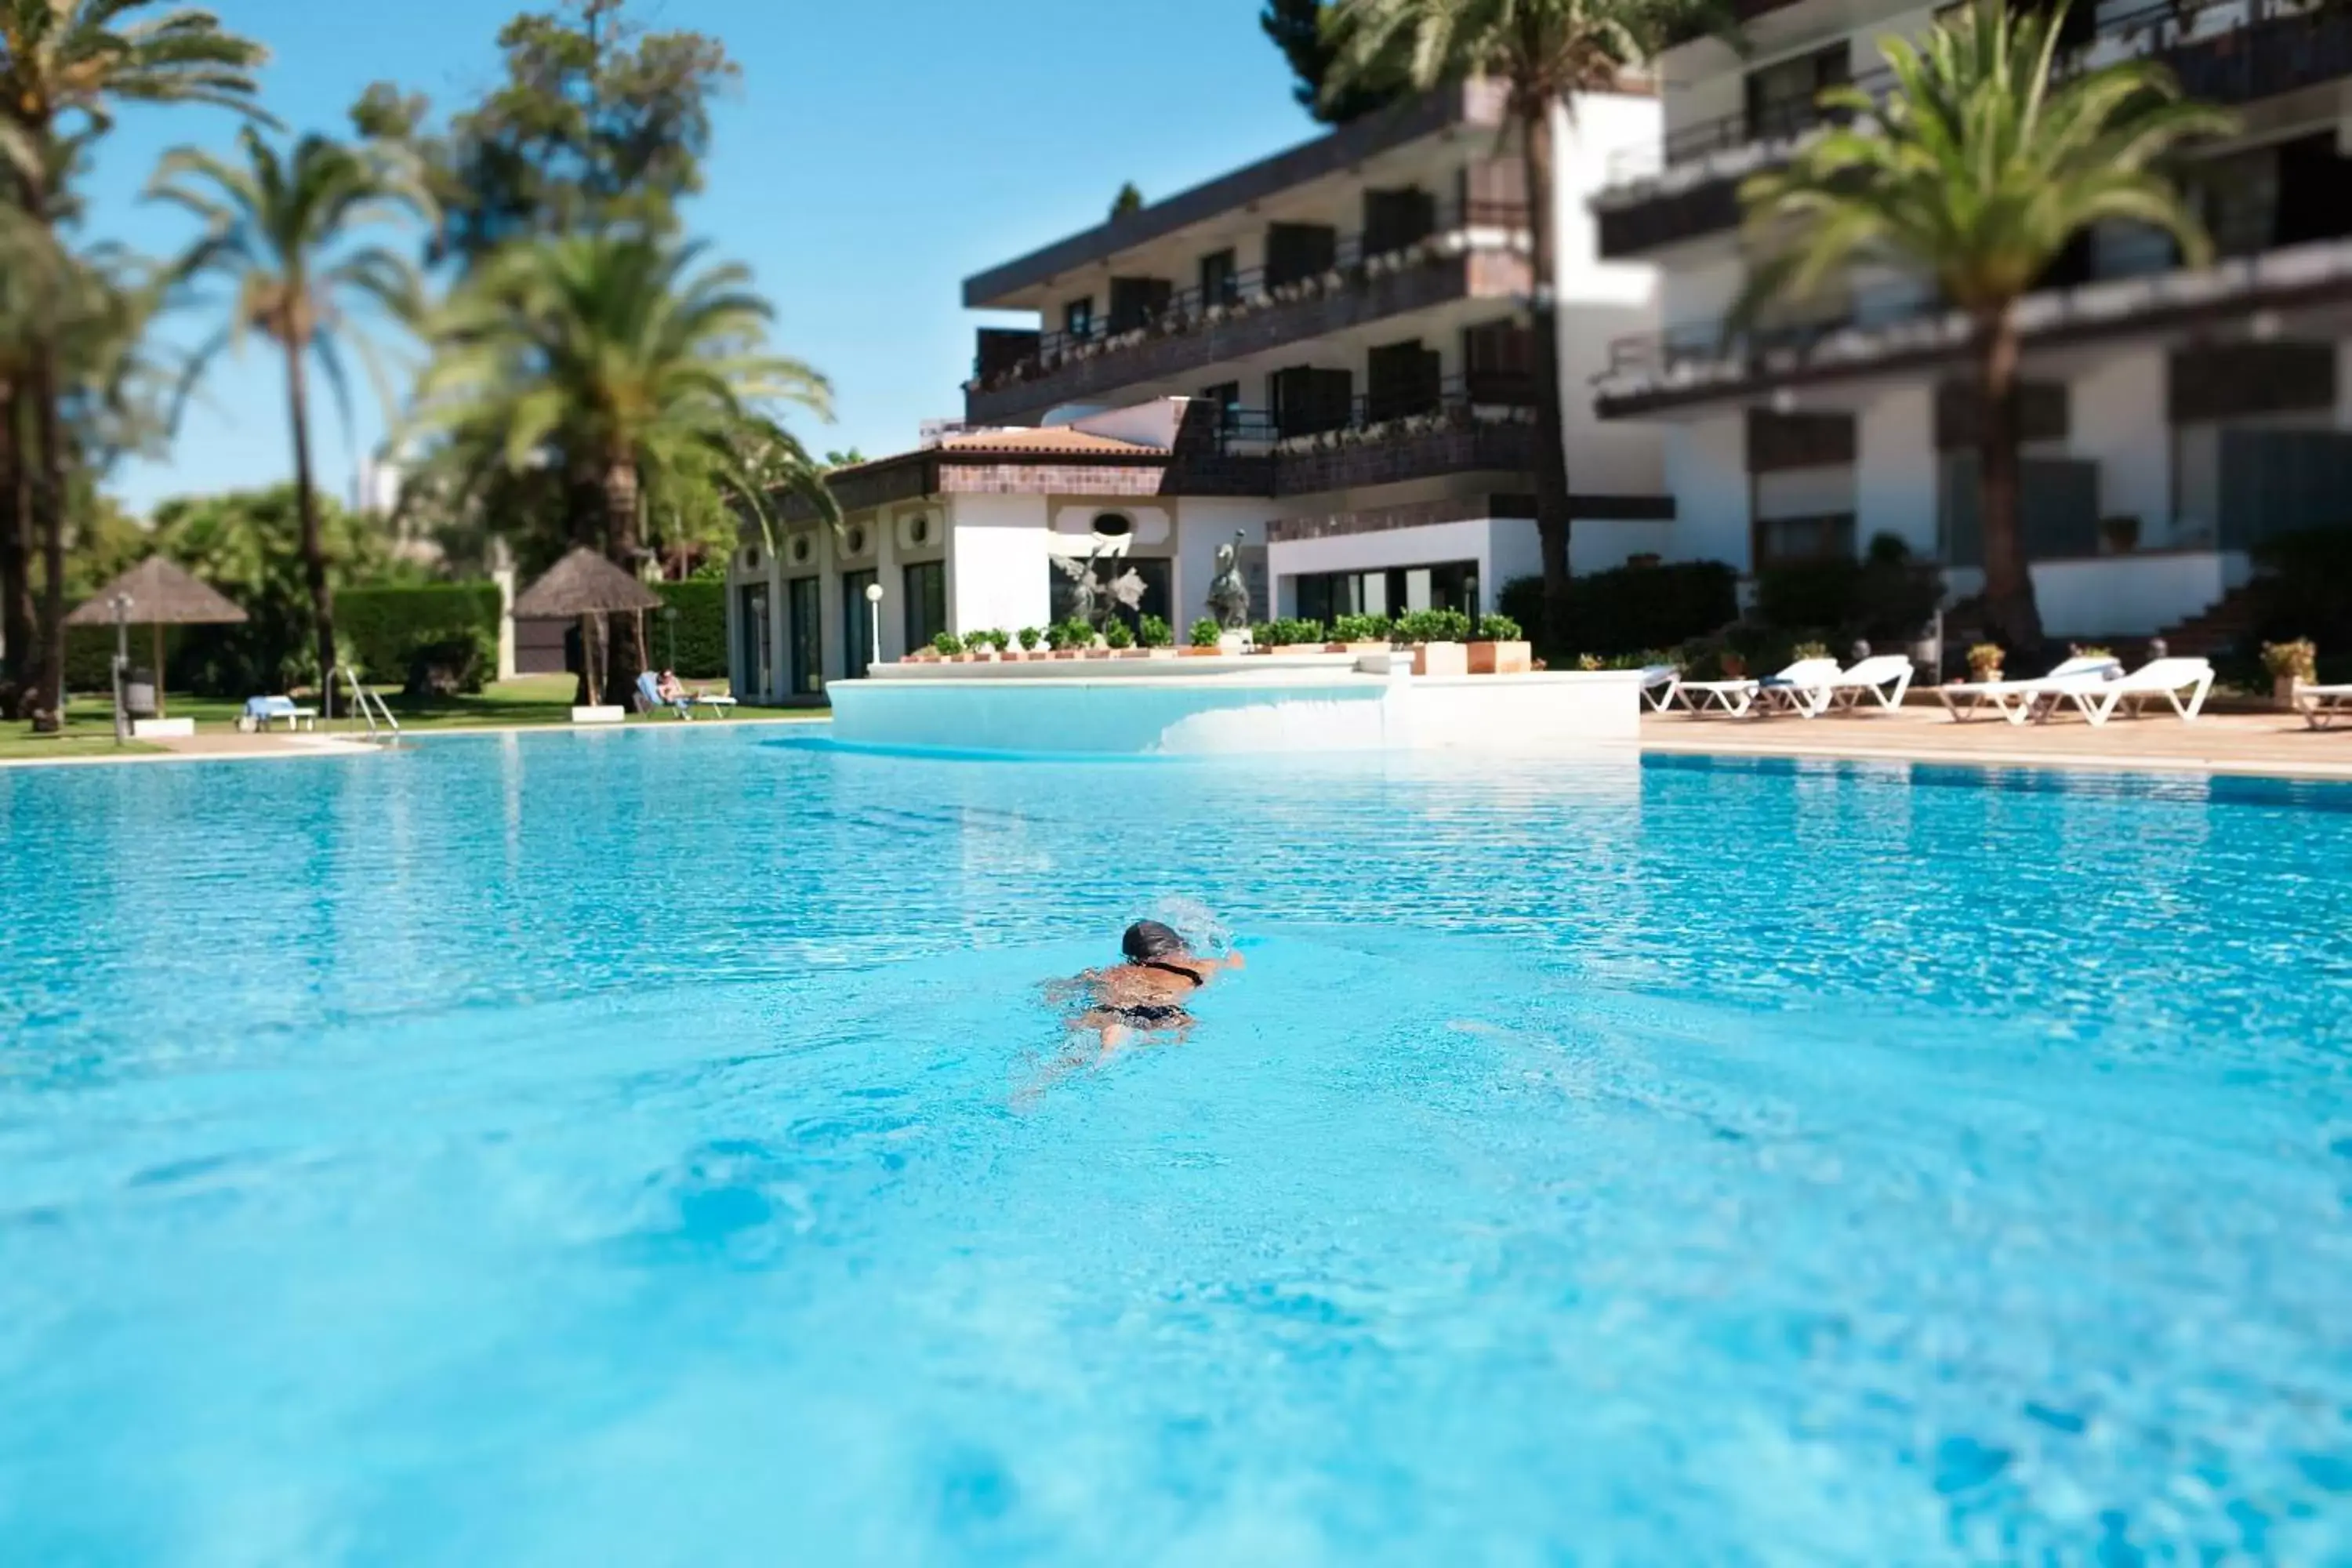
[2,729,2347,1564]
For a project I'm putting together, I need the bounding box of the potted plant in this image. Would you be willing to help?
[1327,612,1391,652]
[2263,638,2317,707]
[1138,614,1176,658]
[2098,515,2141,554]
[1183,617,1222,657]
[1016,626,1043,658]
[1719,650,1748,680]
[1073,617,1112,659]
[1396,608,1472,676]
[1105,619,1141,656]
[1045,622,1083,660]
[984,628,1013,660]
[1966,643,2005,684]
[930,630,963,662]
[1468,612,1530,675]
[962,630,998,662]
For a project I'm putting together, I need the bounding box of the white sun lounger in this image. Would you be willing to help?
[1936,655,2121,724]
[1639,664,1682,712]
[1673,658,1842,718]
[1778,653,1917,717]
[2070,657,2216,726]
[2294,682,2352,729]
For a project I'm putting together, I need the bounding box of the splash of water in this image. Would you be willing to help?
[1146,897,1231,958]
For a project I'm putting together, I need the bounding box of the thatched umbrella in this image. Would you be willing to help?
[65,557,249,719]
[511,546,665,707]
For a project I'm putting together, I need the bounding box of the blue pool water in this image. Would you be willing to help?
[2,728,2348,1565]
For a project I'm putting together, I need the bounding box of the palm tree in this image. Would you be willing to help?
[151,126,432,695]
[0,0,266,727]
[1326,0,1723,652]
[412,234,829,698]
[1739,0,2227,648]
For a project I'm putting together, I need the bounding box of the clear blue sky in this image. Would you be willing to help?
[86,0,1316,514]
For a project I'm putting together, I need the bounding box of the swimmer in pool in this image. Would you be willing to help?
[1054,920,1243,1051]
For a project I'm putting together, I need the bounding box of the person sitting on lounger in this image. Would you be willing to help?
[655,670,691,704]
[1051,920,1243,1050]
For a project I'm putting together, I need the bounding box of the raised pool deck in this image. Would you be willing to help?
[1642,708,2352,780]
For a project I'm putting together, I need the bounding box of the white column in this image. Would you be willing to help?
[1855,383,1937,559]
[492,564,517,681]
[2071,347,2170,543]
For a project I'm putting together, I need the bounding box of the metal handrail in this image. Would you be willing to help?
[1207,372,1542,450]
[332,666,402,744]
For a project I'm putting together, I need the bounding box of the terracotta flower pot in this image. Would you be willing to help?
[1179,646,1220,657]
[1413,641,1469,677]
[1467,640,1532,676]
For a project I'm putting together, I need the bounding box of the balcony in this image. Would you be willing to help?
[964,201,1531,426]
[1595,233,2352,416]
[1595,0,2352,260]
[1196,374,1540,496]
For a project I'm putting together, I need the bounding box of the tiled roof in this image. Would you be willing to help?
[935,426,1161,458]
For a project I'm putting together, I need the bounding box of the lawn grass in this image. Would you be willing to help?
[2,673,818,760]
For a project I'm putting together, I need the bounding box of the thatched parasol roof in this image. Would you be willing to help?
[65,556,249,627]
[512,546,666,619]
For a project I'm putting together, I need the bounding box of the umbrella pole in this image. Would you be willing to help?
[152,622,166,720]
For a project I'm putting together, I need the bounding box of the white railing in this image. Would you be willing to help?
[332,666,402,744]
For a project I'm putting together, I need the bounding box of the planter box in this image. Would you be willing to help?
[1468,640,1532,676]
[1412,641,1469,677]
[1049,649,1082,661]
[1324,641,1389,655]
[1179,646,1220,657]
[1142,647,1178,659]
[1114,648,1152,659]
[571,706,626,725]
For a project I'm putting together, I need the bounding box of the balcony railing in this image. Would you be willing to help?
[1187,373,1541,494]
[1602,0,2337,192]
[966,200,1530,395]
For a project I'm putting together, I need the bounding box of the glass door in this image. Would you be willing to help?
[735,583,771,699]
[786,575,822,695]
[842,569,878,680]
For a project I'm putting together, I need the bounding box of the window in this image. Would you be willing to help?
[1091,513,1134,538]
[1108,277,1172,332]
[1270,365,1354,438]
[1199,249,1239,306]
[1294,561,1479,624]
[1463,320,1538,406]
[1367,339,1443,423]
[1363,187,1437,259]
[1063,296,1094,339]
[902,561,946,653]
[1265,223,1338,289]
[1744,43,1849,143]
[786,575,822,695]
[1755,514,1856,568]
[842,569,877,679]
[736,583,772,698]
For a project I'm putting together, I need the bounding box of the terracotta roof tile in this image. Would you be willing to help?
[936,426,1161,457]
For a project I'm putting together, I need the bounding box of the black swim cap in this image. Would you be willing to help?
[1122,920,1187,962]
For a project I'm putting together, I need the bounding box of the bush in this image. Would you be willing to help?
[1331,612,1390,643]
[1261,617,1324,646]
[652,579,726,678]
[403,637,487,699]
[932,631,962,655]
[1047,618,1096,651]
[1138,614,1172,648]
[1752,535,1939,648]
[961,630,994,654]
[1476,612,1523,641]
[984,628,1012,652]
[1395,608,1472,643]
[1503,560,1738,660]
[1189,617,1221,648]
[1105,619,1135,649]
[1017,626,1043,651]
[336,583,501,690]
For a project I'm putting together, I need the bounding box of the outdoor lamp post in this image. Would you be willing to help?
[662,604,679,672]
[864,581,884,671]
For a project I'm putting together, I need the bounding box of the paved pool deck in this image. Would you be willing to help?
[1642,707,2352,780]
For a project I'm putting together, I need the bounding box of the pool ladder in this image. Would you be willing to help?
[332,666,403,745]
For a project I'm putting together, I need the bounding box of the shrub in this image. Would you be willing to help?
[1966,643,2005,678]
[403,637,486,699]
[984,628,1012,652]
[1752,535,1938,648]
[1137,614,1173,648]
[1189,617,1221,648]
[961,630,994,654]
[1017,626,1042,651]
[1263,617,1324,646]
[336,583,501,689]
[652,579,727,678]
[1395,608,1472,643]
[1791,639,1831,662]
[2262,638,2318,681]
[1476,612,1523,641]
[1501,560,1738,660]
[1105,619,1135,649]
[1330,612,1390,643]
[932,631,963,655]
[1047,617,1096,651]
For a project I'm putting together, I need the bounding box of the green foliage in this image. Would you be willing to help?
[652,579,724,677]
[1046,618,1096,652]
[1017,626,1043,651]
[1331,612,1391,642]
[1791,639,1831,662]
[1265,0,1412,123]
[1502,561,1737,661]
[1104,619,1136,649]
[1189,617,1221,648]
[336,584,502,689]
[961,629,994,654]
[1394,608,1471,643]
[1109,181,1145,218]
[931,631,961,656]
[1753,536,1940,645]
[1476,612,1522,641]
[983,627,1012,652]
[1137,613,1173,648]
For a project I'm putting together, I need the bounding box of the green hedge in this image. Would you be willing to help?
[653,580,726,679]
[1502,560,1739,659]
[337,584,502,688]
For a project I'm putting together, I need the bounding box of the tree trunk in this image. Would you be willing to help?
[567,459,604,706]
[0,394,33,718]
[1974,307,2043,651]
[285,342,339,699]
[30,345,66,733]
[1519,102,1576,655]
[602,457,646,703]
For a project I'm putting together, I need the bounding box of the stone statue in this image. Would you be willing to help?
[1053,544,1147,630]
[1207,534,1252,630]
